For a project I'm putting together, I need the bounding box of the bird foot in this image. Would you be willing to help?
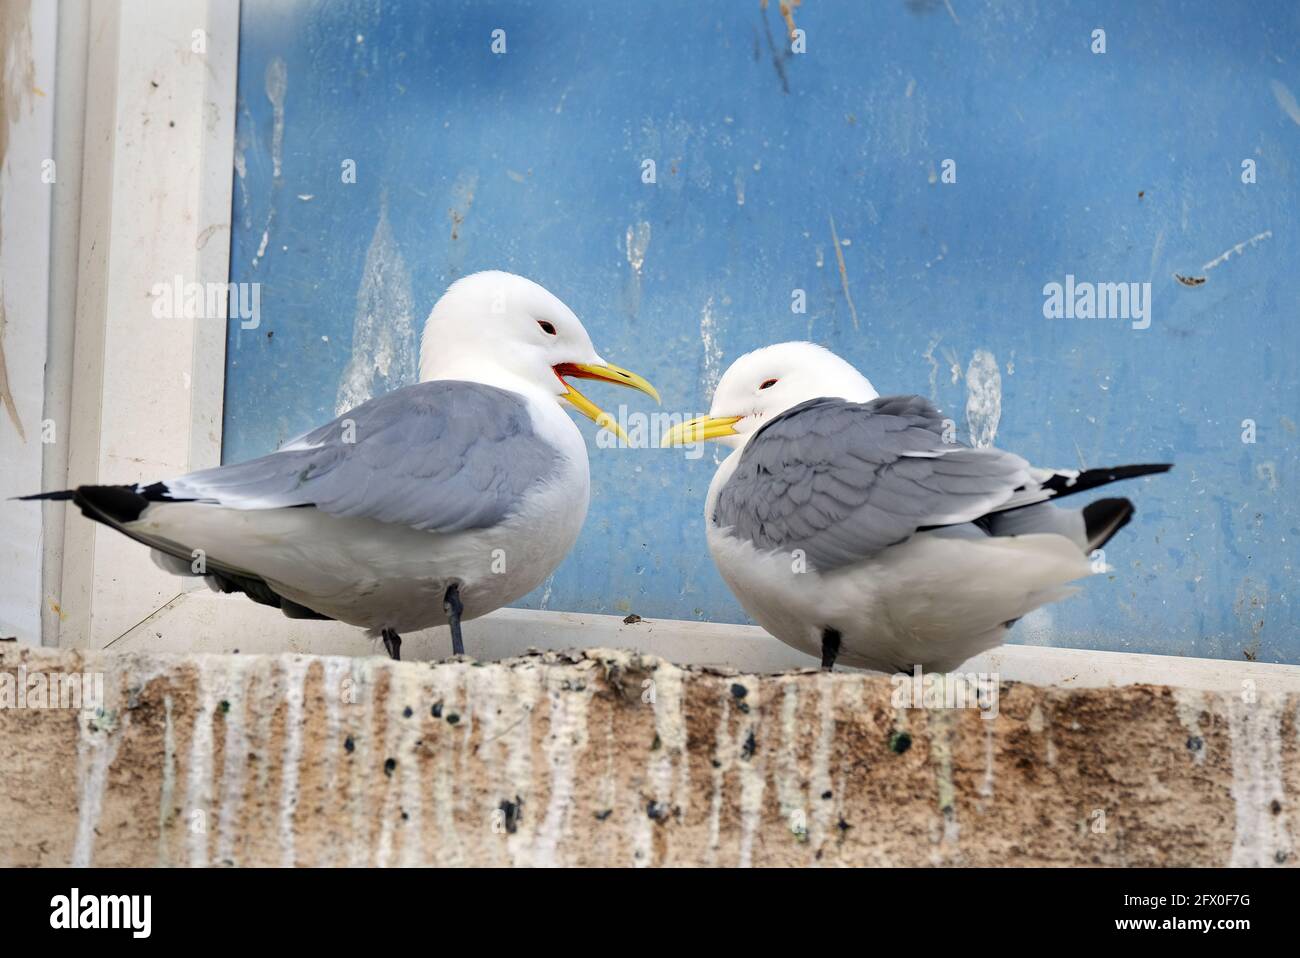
[443,583,465,657]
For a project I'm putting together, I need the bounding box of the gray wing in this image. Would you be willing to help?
[160,380,561,532]
[713,395,1035,570]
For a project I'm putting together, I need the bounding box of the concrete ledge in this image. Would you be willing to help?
[2,644,1297,866]
[103,592,1300,692]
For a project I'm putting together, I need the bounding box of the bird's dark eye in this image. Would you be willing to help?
[537,320,557,336]
[759,378,778,390]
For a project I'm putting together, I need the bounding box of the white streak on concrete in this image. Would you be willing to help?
[73,705,125,868]
[157,695,176,865]
[736,682,765,868]
[321,657,353,804]
[533,679,591,866]
[929,704,961,854]
[979,717,996,799]
[278,657,310,867]
[426,665,465,866]
[345,665,376,867]
[214,657,253,866]
[502,666,540,864]
[965,349,1001,448]
[386,664,431,867]
[634,664,685,866]
[184,666,220,868]
[809,678,836,855]
[1173,688,1207,766]
[703,695,732,867]
[1027,700,1057,767]
[1227,693,1292,867]
[774,682,807,843]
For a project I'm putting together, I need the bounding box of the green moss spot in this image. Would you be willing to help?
[889,730,913,754]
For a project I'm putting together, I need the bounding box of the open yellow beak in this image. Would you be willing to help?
[660,414,743,447]
[554,362,660,444]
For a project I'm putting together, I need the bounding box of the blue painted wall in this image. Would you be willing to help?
[225,0,1299,664]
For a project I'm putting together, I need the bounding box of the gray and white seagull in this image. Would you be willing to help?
[663,341,1170,673]
[25,271,658,660]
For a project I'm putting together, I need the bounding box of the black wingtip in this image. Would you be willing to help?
[1041,462,1173,500]
[1083,497,1135,550]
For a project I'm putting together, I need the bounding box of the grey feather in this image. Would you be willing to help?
[714,396,1033,570]
[162,380,560,533]
[983,502,1087,551]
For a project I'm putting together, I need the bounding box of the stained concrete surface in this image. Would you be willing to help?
[0,645,1296,866]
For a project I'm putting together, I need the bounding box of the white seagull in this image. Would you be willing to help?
[25,271,658,660]
[662,342,1170,673]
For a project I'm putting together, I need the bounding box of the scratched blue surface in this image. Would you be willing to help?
[225,0,1299,664]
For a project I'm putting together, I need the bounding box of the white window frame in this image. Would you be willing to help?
[40,0,1300,694]
[52,0,237,652]
[0,0,57,644]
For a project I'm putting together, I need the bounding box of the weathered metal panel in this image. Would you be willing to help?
[224,1,1300,663]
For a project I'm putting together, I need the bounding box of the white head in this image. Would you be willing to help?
[420,271,658,439]
[663,341,878,450]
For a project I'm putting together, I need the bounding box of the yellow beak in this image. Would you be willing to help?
[660,414,743,447]
[554,362,660,444]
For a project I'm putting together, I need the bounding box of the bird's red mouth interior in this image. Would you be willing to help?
[553,362,598,383]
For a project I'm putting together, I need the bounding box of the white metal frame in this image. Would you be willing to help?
[39,0,1300,694]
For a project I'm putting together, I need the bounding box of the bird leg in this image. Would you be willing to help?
[444,583,465,656]
[820,627,841,672]
[381,628,402,661]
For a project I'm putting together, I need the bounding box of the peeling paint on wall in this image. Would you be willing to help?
[448,169,478,242]
[625,221,650,275]
[1271,80,1300,127]
[335,203,417,414]
[964,349,1001,448]
[827,214,859,330]
[250,56,286,269]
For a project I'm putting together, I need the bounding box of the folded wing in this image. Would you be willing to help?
[714,396,1034,571]
[160,379,561,533]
